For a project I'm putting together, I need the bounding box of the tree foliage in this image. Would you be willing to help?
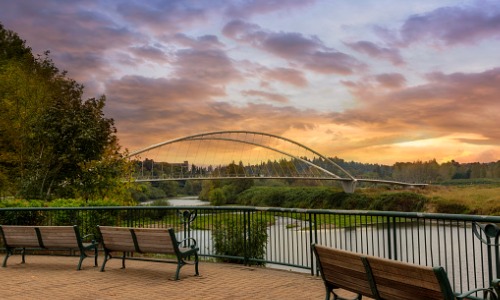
[0,23,128,200]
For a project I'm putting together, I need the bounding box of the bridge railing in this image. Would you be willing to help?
[0,206,499,293]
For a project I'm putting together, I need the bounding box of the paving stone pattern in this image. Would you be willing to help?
[0,255,361,299]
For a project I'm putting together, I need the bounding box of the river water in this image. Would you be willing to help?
[141,196,210,206]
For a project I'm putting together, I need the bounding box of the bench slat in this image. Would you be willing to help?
[366,256,442,292]
[99,227,136,252]
[313,245,374,297]
[1,226,40,248]
[133,229,174,253]
[38,227,79,248]
[364,255,455,300]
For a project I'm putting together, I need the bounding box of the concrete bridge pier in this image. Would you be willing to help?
[341,180,357,193]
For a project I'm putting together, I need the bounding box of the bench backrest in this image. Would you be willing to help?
[98,226,136,252]
[364,255,455,300]
[37,226,79,249]
[133,228,175,253]
[0,225,40,248]
[98,226,176,254]
[0,225,83,249]
[312,244,375,298]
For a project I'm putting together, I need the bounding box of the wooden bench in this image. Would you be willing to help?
[312,244,498,300]
[97,226,199,280]
[0,225,98,270]
[312,244,375,300]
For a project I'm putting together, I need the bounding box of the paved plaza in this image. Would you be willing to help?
[0,255,352,299]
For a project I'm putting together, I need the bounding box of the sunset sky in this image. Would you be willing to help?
[1,0,499,165]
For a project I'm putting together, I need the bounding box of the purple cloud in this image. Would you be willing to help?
[223,20,365,75]
[224,0,317,18]
[375,73,407,89]
[242,90,289,103]
[116,1,208,34]
[173,49,242,84]
[263,67,308,87]
[346,41,404,66]
[399,1,500,46]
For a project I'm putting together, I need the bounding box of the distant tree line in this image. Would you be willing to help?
[326,158,500,183]
[134,156,500,186]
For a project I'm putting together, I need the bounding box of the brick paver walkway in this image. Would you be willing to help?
[0,255,353,299]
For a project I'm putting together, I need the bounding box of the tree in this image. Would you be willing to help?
[0,23,127,200]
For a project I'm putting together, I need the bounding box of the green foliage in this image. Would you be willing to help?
[0,23,127,200]
[154,181,179,197]
[427,197,469,214]
[45,198,123,237]
[208,188,226,206]
[129,182,169,203]
[235,186,431,212]
[370,192,427,212]
[212,217,268,265]
[0,199,46,225]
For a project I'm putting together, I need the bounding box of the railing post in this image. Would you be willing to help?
[472,222,500,285]
[309,212,315,276]
[386,216,392,259]
[385,215,398,260]
[392,216,398,261]
[179,209,197,247]
[243,210,249,265]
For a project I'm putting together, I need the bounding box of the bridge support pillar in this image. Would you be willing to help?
[341,180,357,193]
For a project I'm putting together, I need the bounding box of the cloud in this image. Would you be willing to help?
[331,67,500,146]
[173,48,242,84]
[374,73,407,89]
[345,41,404,65]
[263,67,308,87]
[170,33,225,49]
[224,0,317,18]
[222,20,365,75]
[128,45,169,63]
[116,1,208,34]
[241,90,289,103]
[398,1,500,46]
[106,75,325,150]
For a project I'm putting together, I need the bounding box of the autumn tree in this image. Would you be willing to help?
[0,23,128,200]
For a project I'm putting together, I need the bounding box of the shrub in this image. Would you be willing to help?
[209,188,226,206]
[212,217,267,265]
[0,199,46,225]
[47,198,122,237]
[427,197,469,214]
[370,192,428,212]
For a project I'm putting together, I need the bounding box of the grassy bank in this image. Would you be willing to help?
[229,185,500,216]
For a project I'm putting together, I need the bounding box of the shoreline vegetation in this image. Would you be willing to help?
[215,184,500,216]
[2,182,499,216]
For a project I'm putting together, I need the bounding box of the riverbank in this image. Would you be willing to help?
[212,184,500,215]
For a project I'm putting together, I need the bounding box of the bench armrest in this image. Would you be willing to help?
[81,233,98,244]
[456,287,498,300]
[493,279,500,299]
[177,237,197,249]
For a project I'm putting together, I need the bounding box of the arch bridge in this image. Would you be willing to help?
[126,130,426,193]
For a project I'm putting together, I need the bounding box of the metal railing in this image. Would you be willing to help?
[0,205,499,293]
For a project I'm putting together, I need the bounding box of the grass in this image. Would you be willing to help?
[418,185,500,215]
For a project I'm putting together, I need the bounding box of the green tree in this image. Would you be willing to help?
[0,23,127,200]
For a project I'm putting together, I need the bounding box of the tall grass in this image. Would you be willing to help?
[422,185,500,215]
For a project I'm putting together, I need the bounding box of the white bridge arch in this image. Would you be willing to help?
[127,130,426,193]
